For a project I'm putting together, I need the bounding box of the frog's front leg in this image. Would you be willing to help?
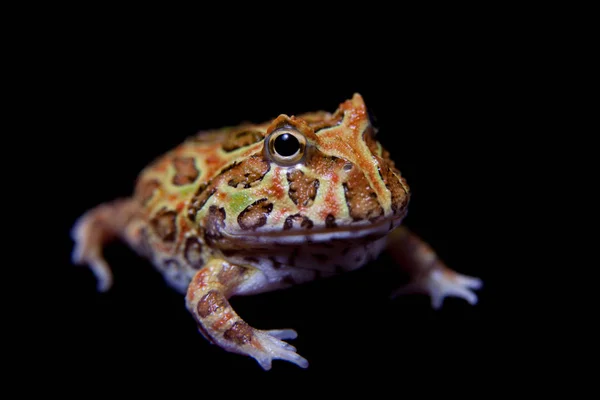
[388,226,483,309]
[186,258,309,370]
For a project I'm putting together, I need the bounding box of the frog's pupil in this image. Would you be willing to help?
[274,133,300,157]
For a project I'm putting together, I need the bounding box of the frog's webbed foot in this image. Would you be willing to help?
[71,198,139,292]
[235,328,308,370]
[387,226,483,309]
[392,269,483,309]
[187,259,309,370]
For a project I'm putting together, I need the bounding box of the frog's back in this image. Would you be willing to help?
[132,111,337,219]
[135,126,261,208]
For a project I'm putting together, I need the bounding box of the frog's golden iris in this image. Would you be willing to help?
[266,127,306,166]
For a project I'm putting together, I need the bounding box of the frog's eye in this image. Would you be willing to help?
[266,127,306,166]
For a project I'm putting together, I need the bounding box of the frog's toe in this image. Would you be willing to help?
[71,211,115,292]
[250,330,309,370]
[392,269,483,310]
[264,329,298,340]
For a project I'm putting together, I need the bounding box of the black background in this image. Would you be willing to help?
[26,24,522,395]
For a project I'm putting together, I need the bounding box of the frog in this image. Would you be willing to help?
[71,93,482,370]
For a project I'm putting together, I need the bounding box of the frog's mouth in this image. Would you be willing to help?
[225,212,405,246]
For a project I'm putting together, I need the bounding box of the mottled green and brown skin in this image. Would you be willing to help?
[71,93,482,370]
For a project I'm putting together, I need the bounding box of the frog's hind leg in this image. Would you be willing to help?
[186,258,309,370]
[71,198,140,292]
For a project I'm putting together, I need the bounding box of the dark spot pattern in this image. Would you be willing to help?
[283,214,314,230]
[325,214,337,228]
[204,206,226,245]
[286,170,319,207]
[343,168,383,221]
[188,183,216,221]
[136,179,160,205]
[238,198,273,230]
[172,157,200,186]
[150,208,178,242]
[197,290,227,318]
[221,249,241,257]
[217,263,246,286]
[222,129,265,152]
[377,164,410,214]
[227,156,270,188]
[365,130,410,214]
[184,237,204,269]
[223,321,254,345]
[188,156,270,222]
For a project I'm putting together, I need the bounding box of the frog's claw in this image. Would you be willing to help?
[392,269,482,309]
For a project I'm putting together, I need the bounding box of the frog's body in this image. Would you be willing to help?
[72,94,482,370]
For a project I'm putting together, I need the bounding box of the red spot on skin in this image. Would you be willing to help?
[270,206,290,225]
[211,312,234,330]
[270,167,286,200]
[320,187,340,221]
[186,266,209,302]
[279,206,290,215]
[193,269,210,289]
[256,167,286,200]
[216,192,227,201]
[331,171,339,184]
[317,170,340,220]
[176,201,185,212]
[168,194,178,202]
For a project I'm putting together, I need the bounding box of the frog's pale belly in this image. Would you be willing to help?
[222,235,389,283]
[72,93,483,370]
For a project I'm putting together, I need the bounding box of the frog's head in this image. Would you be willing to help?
[189,93,410,248]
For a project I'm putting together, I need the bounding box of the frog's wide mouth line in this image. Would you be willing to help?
[225,213,405,244]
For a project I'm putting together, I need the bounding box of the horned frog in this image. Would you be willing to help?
[71,93,482,370]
